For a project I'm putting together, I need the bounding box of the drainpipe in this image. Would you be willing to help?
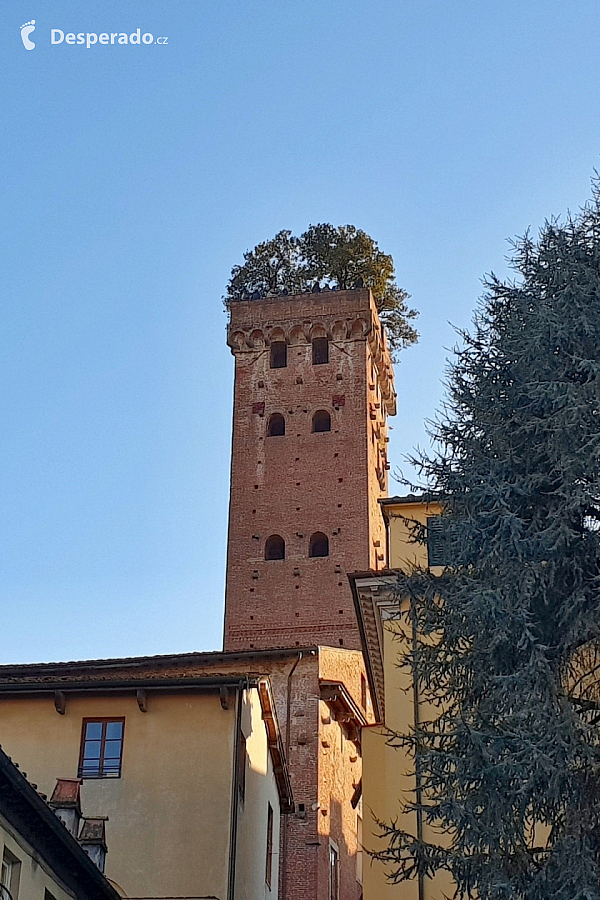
[280,651,303,900]
[227,680,245,900]
[410,597,425,900]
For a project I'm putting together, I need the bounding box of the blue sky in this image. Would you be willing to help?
[1,0,599,662]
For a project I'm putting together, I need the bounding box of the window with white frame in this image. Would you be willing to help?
[328,841,339,900]
[1,848,20,900]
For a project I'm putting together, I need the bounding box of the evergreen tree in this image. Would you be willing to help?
[224,224,418,359]
[377,192,600,898]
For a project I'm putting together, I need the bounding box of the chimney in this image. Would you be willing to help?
[78,817,108,873]
[48,778,82,837]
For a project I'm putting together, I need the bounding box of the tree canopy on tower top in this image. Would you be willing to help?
[224,224,418,360]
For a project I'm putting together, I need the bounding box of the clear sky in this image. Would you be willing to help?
[2,0,599,663]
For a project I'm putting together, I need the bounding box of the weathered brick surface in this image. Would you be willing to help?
[224,290,395,652]
[261,648,369,900]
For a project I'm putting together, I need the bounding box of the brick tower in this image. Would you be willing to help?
[224,288,396,652]
[223,287,396,900]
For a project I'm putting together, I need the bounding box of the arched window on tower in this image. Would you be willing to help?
[270,342,287,369]
[309,532,329,558]
[265,535,285,560]
[312,337,329,365]
[267,413,285,436]
[312,410,331,433]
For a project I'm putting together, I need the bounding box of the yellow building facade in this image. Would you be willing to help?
[0,654,292,900]
[351,495,453,900]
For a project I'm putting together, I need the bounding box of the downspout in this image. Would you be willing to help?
[280,651,303,900]
[410,597,425,900]
[227,680,245,900]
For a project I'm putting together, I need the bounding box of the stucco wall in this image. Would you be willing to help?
[362,611,421,900]
[363,615,453,900]
[386,499,442,571]
[235,689,281,900]
[0,691,235,900]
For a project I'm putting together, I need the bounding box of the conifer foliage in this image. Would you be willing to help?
[224,224,418,359]
[380,194,600,898]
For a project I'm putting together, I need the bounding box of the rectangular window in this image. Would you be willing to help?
[1,860,10,896]
[2,848,21,900]
[78,718,124,778]
[265,803,274,888]
[312,337,329,365]
[270,342,287,368]
[329,841,339,900]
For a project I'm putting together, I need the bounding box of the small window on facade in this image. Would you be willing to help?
[312,410,331,433]
[329,842,340,900]
[309,532,329,558]
[267,413,285,437]
[265,535,285,560]
[78,718,124,778]
[1,857,10,898]
[360,674,367,710]
[356,815,363,885]
[270,342,287,369]
[2,849,20,900]
[427,516,446,567]
[312,337,329,365]
[265,803,274,888]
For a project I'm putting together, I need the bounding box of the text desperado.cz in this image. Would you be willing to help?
[51,30,167,48]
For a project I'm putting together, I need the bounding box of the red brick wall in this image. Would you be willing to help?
[223,290,395,653]
[262,649,367,900]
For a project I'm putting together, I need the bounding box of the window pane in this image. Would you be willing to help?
[85,722,103,740]
[83,740,102,760]
[106,721,123,739]
[81,759,101,776]
[104,740,122,759]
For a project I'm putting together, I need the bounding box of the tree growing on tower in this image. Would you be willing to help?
[224,224,418,360]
